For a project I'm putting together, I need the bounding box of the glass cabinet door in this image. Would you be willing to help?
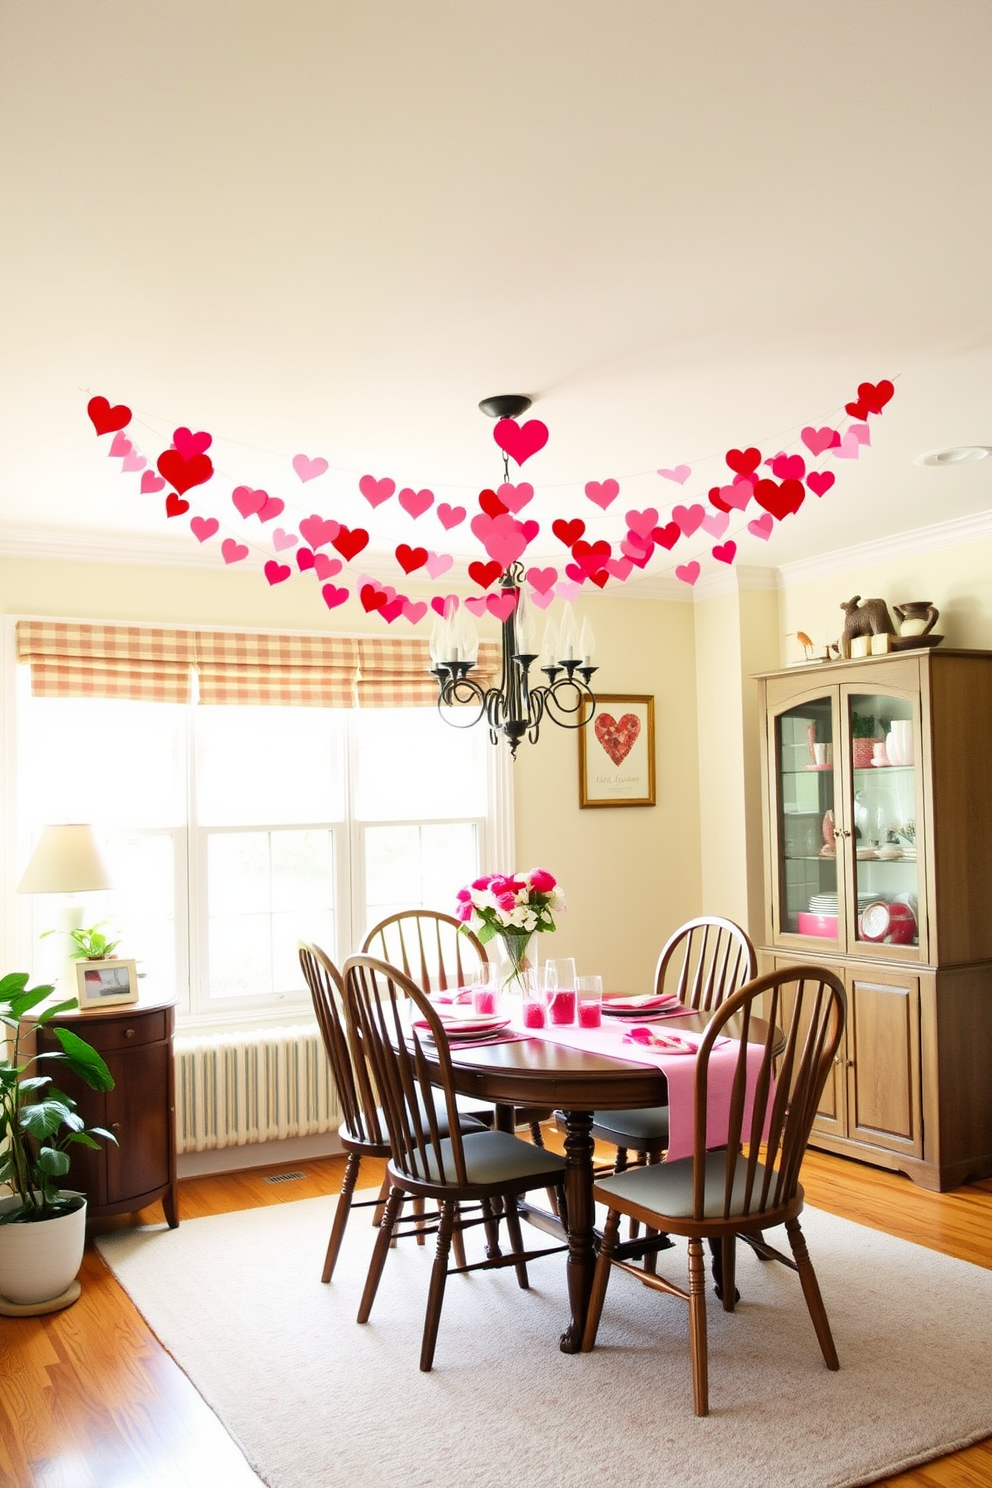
[774,697,840,944]
[847,691,920,949]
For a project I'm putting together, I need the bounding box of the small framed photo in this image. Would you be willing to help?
[76,958,139,1009]
[579,694,656,808]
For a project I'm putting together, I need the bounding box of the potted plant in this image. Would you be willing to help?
[44,921,121,962]
[0,971,116,1312]
[851,711,879,769]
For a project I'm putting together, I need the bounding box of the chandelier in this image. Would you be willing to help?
[429,395,598,757]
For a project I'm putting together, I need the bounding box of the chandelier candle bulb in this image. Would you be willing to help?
[558,606,580,664]
[579,618,596,665]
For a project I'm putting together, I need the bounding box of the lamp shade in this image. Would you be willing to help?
[16,824,113,895]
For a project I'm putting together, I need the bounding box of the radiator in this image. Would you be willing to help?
[174,1025,341,1154]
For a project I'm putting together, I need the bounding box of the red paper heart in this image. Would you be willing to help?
[552,518,585,548]
[851,379,894,416]
[87,396,132,435]
[652,522,681,550]
[321,583,349,610]
[264,560,292,586]
[754,478,805,521]
[190,516,218,543]
[769,453,806,481]
[712,541,737,565]
[332,525,370,562]
[468,559,503,590]
[380,597,406,623]
[806,470,835,497]
[478,488,509,518]
[296,547,316,572]
[140,471,166,494]
[571,539,611,578]
[395,543,428,575]
[493,417,549,466]
[726,446,762,477]
[844,398,869,421]
[360,583,389,613]
[158,448,213,495]
[172,426,212,459]
[594,711,641,766]
[708,485,732,514]
[588,569,610,589]
[165,493,190,518]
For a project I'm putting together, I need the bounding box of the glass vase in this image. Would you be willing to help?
[496,929,536,995]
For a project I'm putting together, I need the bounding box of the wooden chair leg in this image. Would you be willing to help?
[413,1196,427,1246]
[480,1197,502,1259]
[687,1237,710,1416]
[420,1201,456,1372]
[581,1208,620,1351]
[786,1217,839,1370]
[322,1150,361,1282]
[501,1195,530,1290]
[720,1235,737,1312]
[371,1169,391,1227]
[529,1118,545,1147]
[357,1185,401,1324]
[451,1208,467,1271]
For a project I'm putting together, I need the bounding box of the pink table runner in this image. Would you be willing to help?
[513,1018,765,1162]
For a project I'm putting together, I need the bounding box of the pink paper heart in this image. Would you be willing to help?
[675,561,701,586]
[358,577,395,603]
[747,513,774,540]
[109,432,132,458]
[621,533,654,567]
[173,427,212,459]
[430,595,459,619]
[564,564,587,584]
[520,519,539,544]
[425,551,453,579]
[465,595,489,618]
[380,597,406,624]
[497,482,534,514]
[606,557,633,580]
[530,589,556,610]
[801,426,839,456]
[121,450,146,473]
[296,547,316,572]
[584,478,620,510]
[806,470,835,497]
[273,528,298,551]
[702,510,730,537]
[221,539,249,564]
[190,516,219,543]
[469,512,529,568]
[313,552,343,580]
[769,453,806,481]
[493,418,549,466]
[398,486,434,519]
[264,560,292,586]
[724,480,753,511]
[673,503,705,537]
[486,591,518,622]
[436,503,466,530]
[833,431,863,460]
[525,566,558,594]
[293,453,328,483]
[850,422,871,445]
[657,465,691,484]
[232,486,267,518]
[712,541,737,565]
[257,494,285,522]
[625,508,659,539]
[299,514,340,549]
[555,581,581,603]
[140,471,166,494]
[321,583,349,610]
[403,600,429,624]
[359,474,396,508]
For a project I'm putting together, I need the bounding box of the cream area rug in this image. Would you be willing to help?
[96,1195,992,1488]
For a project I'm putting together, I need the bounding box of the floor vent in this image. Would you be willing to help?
[263,1171,307,1184]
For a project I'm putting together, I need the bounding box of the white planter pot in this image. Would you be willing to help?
[0,1191,87,1304]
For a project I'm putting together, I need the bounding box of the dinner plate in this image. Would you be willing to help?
[602,995,686,1019]
[412,1015,511,1039]
[622,1030,700,1054]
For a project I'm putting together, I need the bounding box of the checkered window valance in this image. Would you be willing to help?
[16,621,501,709]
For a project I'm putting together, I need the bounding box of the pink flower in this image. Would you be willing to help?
[456,901,473,923]
[494,892,518,913]
[528,869,556,894]
[456,887,472,903]
[471,875,494,891]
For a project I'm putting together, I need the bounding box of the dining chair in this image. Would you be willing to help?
[363,909,550,1145]
[581,964,847,1416]
[298,941,487,1282]
[342,953,569,1372]
[588,915,758,1167]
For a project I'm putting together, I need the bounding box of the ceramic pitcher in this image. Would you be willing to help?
[892,601,939,638]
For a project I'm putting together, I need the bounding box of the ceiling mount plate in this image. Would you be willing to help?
[478,394,532,421]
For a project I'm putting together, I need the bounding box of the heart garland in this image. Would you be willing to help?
[85,377,894,613]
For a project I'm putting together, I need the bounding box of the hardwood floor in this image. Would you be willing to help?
[1,1144,990,1487]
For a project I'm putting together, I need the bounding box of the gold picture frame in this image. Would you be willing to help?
[579,694,656,808]
[76,958,139,1009]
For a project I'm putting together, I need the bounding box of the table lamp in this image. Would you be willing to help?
[17,824,113,992]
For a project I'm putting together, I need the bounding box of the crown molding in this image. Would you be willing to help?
[777,507,992,586]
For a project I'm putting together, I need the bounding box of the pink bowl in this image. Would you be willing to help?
[796,912,839,938]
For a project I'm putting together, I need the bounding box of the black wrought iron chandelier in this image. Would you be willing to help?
[429,395,598,757]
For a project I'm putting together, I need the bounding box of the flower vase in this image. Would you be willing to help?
[496,930,536,994]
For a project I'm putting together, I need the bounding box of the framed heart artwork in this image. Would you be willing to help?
[578,694,656,809]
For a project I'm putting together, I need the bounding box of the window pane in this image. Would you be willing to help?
[364,822,478,930]
[197,706,345,826]
[206,829,335,999]
[353,708,488,820]
[103,832,178,1004]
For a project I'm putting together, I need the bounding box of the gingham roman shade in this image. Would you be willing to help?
[16,621,502,709]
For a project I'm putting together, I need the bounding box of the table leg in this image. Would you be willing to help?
[559,1109,595,1354]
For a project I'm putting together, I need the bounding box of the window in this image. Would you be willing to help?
[15,665,500,1024]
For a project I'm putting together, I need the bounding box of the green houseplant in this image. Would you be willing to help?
[42,921,121,962]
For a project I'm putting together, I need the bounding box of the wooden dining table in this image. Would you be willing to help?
[422,1006,738,1354]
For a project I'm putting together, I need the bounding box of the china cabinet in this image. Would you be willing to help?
[757,650,992,1190]
[27,995,179,1225]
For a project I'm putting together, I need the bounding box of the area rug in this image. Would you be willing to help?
[96,1197,992,1488]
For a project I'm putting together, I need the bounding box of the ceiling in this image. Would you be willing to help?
[2,0,992,591]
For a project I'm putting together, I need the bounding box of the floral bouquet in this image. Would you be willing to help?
[456,870,566,991]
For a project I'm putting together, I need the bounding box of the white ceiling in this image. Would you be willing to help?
[2,0,992,586]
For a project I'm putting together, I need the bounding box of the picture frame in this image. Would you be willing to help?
[579,693,656,808]
[76,958,139,1009]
